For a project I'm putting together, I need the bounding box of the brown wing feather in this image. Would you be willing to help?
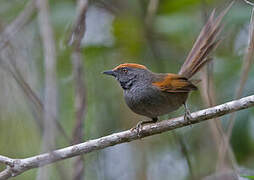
[152,74,197,93]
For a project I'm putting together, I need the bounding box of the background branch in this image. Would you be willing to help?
[217,1,254,170]
[0,0,36,52]
[0,0,70,141]
[36,0,58,179]
[0,94,253,180]
[69,0,89,179]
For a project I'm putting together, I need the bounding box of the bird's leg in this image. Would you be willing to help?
[132,117,158,137]
[183,103,193,125]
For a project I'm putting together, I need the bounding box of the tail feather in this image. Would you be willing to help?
[190,39,221,76]
[178,2,233,79]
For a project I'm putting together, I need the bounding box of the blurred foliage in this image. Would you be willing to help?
[0,0,254,179]
[244,176,254,180]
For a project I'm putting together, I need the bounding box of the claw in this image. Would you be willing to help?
[131,121,143,138]
[131,118,158,138]
[184,103,193,125]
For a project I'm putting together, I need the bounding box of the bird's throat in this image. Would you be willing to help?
[119,79,136,90]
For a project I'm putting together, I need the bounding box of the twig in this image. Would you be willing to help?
[0,156,13,167]
[68,0,88,48]
[217,1,254,170]
[0,94,253,179]
[0,50,44,130]
[244,0,254,6]
[0,167,12,180]
[0,0,42,129]
[69,0,89,179]
[0,0,70,141]
[0,51,70,140]
[0,0,41,126]
[0,0,36,52]
[227,0,254,138]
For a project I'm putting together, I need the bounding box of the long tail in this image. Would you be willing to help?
[178,2,233,79]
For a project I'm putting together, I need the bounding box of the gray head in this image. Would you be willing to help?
[103,63,152,90]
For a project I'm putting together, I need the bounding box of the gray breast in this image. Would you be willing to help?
[124,85,188,118]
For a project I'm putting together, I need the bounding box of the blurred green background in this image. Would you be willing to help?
[0,0,254,179]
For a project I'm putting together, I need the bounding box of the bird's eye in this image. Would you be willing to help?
[122,68,128,73]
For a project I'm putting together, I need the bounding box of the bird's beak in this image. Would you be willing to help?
[102,70,116,77]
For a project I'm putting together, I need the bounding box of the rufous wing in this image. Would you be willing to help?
[152,74,197,93]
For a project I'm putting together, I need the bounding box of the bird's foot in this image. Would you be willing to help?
[184,108,193,126]
[131,118,158,138]
[184,103,193,126]
[131,121,144,138]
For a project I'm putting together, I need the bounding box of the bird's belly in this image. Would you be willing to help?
[124,88,188,118]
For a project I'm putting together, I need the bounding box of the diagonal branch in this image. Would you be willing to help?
[0,0,70,140]
[0,0,36,52]
[0,94,253,180]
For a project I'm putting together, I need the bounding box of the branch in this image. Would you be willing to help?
[70,0,88,149]
[36,0,58,178]
[199,2,237,172]
[244,0,254,6]
[217,1,254,169]
[0,95,253,179]
[0,0,36,52]
[227,0,254,142]
[0,0,69,140]
[36,0,58,150]
[69,0,89,179]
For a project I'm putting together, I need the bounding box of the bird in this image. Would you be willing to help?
[103,4,232,134]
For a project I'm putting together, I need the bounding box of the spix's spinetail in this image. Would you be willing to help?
[103,3,233,134]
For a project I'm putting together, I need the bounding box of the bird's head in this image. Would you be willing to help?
[103,63,151,90]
